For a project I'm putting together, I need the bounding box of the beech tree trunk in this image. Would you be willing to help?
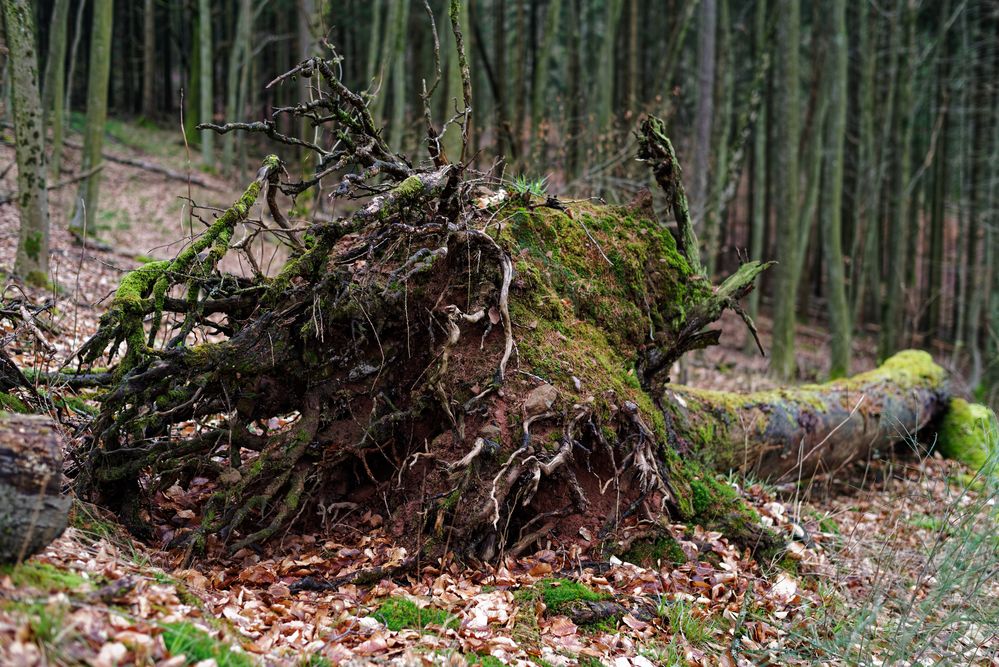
[663,350,949,479]
[0,414,70,563]
[3,0,50,286]
[71,0,112,227]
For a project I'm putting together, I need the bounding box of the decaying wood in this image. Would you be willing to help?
[0,413,71,563]
[663,350,950,479]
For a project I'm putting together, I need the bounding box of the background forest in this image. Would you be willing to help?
[15,0,998,404]
[10,0,999,403]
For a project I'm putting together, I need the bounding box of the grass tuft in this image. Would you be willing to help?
[372,597,456,632]
[161,621,254,667]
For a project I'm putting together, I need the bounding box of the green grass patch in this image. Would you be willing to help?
[372,597,456,632]
[0,562,89,592]
[161,621,254,667]
[656,599,713,645]
[466,654,505,667]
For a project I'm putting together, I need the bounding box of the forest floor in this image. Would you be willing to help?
[0,121,996,666]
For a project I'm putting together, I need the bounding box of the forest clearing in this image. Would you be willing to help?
[0,1,997,665]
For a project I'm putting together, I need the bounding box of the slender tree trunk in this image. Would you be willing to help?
[222,0,251,175]
[42,0,68,178]
[691,0,716,223]
[703,0,730,276]
[198,0,213,167]
[58,0,87,180]
[821,0,850,378]
[493,0,509,161]
[141,0,155,117]
[512,0,527,155]
[595,0,623,132]
[879,0,915,361]
[565,0,582,178]
[529,0,561,161]
[770,0,801,380]
[388,0,411,149]
[71,0,112,229]
[746,0,766,329]
[365,0,383,85]
[3,0,50,285]
[369,0,400,127]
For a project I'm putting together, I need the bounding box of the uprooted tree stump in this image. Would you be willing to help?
[40,40,964,564]
[0,413,70,563]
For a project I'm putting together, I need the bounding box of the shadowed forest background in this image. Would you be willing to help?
[17,0,999,403]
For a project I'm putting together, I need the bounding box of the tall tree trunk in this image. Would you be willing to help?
[388,0,411,150]
[141,0,155,117]
[565,0,582,178]
[71,0,112,230]
[691,0,716,223]
[703,0,729,276]
[821,0,850,378]
[198,0,213,167]
[595,0,623,132]
[3,0,50,285]
[493,0,509,161]
[529,0,561,161]
[879,0,915,361]
[442,0,471,163]
[746,0,767,329]
[770,0,800,380]
[58,0,87,181]
[222,0,251,175]
[42,0,68,178]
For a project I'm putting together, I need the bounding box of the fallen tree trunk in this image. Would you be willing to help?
[0,414,70,563]
[662,350,951,480]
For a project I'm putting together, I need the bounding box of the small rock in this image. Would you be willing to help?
[523,383,558,416]
[479,424,502,441]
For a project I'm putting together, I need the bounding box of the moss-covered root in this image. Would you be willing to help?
[76,155,281,371]
[938,399,997,473]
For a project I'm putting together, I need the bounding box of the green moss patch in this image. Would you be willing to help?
[937,399,997,472]
[0,391,30,413]
[372,597,456,632]
[620,534,687,567]
[161,621,254,667]
[0,562,90,592]
[516,578,608,616]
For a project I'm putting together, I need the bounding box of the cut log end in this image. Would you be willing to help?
[0,413,71,563]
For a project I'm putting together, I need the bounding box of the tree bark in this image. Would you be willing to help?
[42,0,69,178]
[141,0,156,118]
[691,0,716,227]
[0,414,70,564]
[820,0,851,378]
[71,0,113,228]
[770,0,800,380]
[663,350,950,479]
[3,0,51,285]
[198,0,213,167]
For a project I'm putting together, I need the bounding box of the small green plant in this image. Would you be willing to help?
[466,654,505,667]
[638,641,685,666]
[509,174,549,200]
[372,597,456,632]
[161,621,254,667]
[657,598,713,645]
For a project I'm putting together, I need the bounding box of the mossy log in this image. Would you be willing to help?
[0,413,70,563]
[662,350,952,479]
